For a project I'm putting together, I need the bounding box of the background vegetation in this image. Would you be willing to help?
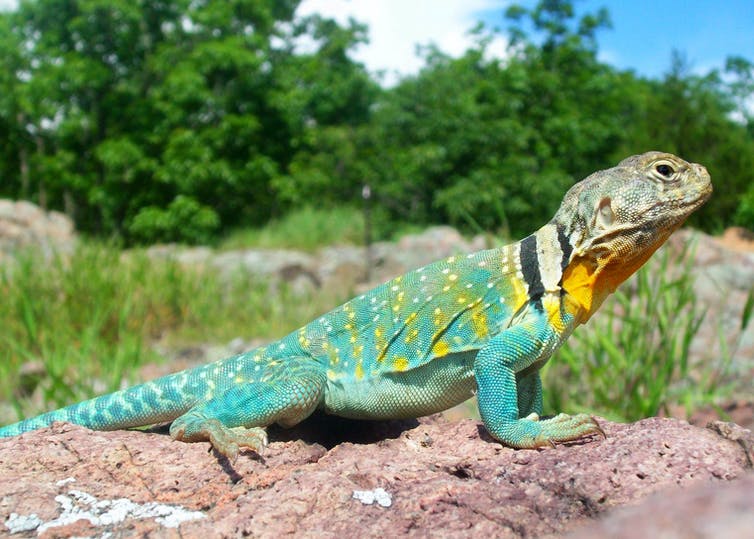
[1,244,352,418]
[1,0,753,245]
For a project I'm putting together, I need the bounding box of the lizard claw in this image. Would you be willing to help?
[590,417,606,440]
[171,418,268,462]
[208,426,268,461]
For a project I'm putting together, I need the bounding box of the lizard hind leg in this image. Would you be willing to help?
[169,363,326,461]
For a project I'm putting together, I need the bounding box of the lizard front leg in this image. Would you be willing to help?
[516,370,543,418]
[169,361,326,460]
[474,319,603,448]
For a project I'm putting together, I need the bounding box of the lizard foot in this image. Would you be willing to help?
[170,418,268,462]
[536,413,605,445]
[488,413,604,449]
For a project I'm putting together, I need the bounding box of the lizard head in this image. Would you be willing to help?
[554,151,712,319]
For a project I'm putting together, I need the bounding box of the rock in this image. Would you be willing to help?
[717,226,754,253]
[139,226,490,296]
[317,244,370,290]
[210,249,316,281]
[567,472,754,539]
[0,199,76,261]
[372,226,488,282]
[0,416,750,537]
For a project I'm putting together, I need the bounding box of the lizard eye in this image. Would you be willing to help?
[655,163,674,177]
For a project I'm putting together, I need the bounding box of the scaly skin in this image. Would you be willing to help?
[0,152,712,459]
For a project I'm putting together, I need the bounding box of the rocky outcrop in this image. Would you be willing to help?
[141,226,488,296]
[667,229,754,396]
[0,200,76,261]
[0,416,751,537]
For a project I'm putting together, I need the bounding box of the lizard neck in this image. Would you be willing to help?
[560,231,671,323]
[508,219,666,326]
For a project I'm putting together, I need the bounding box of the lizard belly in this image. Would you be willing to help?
[322,351,478,420]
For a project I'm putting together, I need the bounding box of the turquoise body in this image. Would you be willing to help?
[0,239,582,448]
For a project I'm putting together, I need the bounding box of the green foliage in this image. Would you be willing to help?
[544,245,731,421]
[0,0,752,243]
[735,185,754,228]
[129,195,220,244]
[0,0,375,243]
[0,242,345,418]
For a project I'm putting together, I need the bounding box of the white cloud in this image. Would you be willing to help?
[297,0,508,86]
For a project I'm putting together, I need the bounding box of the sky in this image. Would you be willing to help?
[1,0,752,85]
[298,0,754,84]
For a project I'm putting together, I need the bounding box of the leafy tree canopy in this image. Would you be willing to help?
[0,0,752,243]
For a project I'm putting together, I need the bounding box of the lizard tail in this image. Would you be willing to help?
[0,366,210,437]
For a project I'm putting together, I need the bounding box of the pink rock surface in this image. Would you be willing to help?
[0,416,750,538]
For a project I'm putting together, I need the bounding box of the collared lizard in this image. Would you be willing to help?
[0,152,712,459]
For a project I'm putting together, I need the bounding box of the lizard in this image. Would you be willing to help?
[0,151,712,460]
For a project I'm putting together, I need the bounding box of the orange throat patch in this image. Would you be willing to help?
[563,252,652,324]
[560,257,603,323]
[561,246,661,323]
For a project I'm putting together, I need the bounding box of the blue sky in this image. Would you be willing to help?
[299,1,754,84]
[478,0,754,78]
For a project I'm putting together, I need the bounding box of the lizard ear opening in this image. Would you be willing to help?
[594,197,615,229]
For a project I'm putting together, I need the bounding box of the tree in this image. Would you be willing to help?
[351,0,636,238]
[0,0,376,243]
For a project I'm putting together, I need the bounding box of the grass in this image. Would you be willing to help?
[0,243,346,421]
[220,206,366,251]
[219,205,433,251]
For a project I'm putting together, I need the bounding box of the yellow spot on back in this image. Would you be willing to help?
[472,311,489,339]
[393,357,409,371]
[432,340,450,357]
[355,362,364,380]
[328,343,341,365]
[405,328,420,343]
